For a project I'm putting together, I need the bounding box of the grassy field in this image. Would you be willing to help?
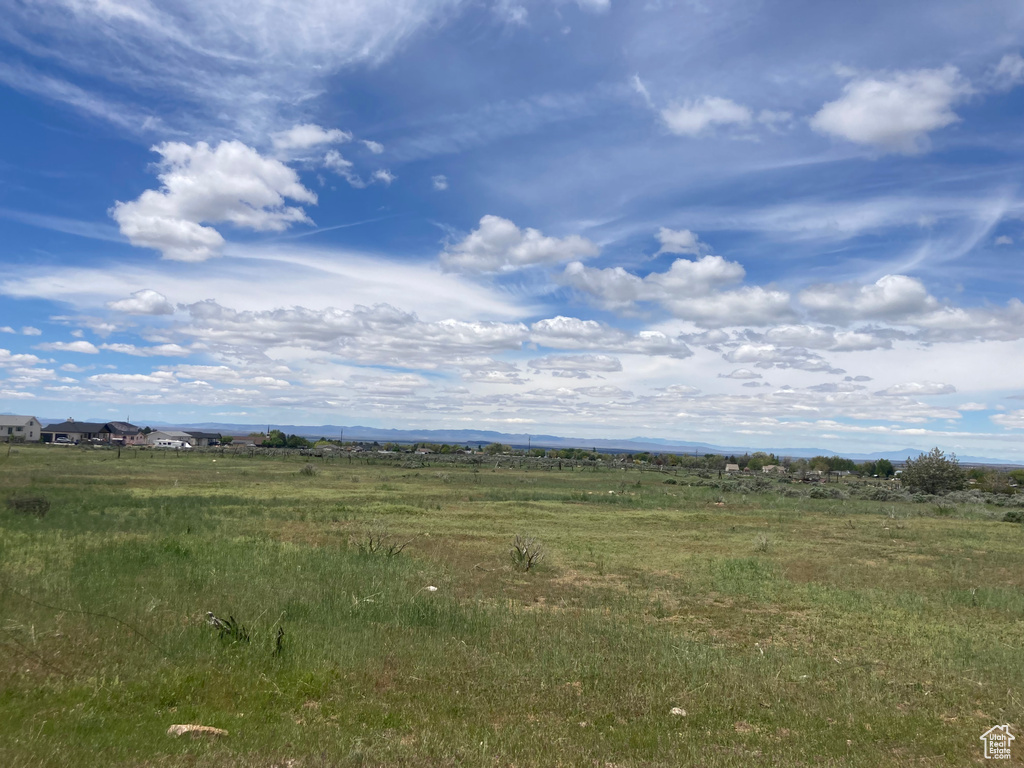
[1,445,1022,767]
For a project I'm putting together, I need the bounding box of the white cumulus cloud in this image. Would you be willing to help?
[719,369,762,380]
[565,255,790,327]
[99,343,191,357]
[106,289,175,315]
[656,227,708,255]
[564,255,745,309]
[111,141,316,261]
[442,215,599,273]
[530,316,692,358]
[271,124,352,151]
[992,410,1024,429]
[799,274,938,324]
[0,349,43,366]
[810,66,971,154]
[35,340,100,354]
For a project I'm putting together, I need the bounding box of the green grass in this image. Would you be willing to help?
[1,445,1022,766]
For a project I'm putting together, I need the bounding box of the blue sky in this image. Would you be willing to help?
[1,0,1024,457]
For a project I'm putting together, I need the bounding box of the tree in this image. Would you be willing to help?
[875,458,895,477]
[809,456,831,472]
[220,435,234,445]
[263,429,287,448]
[746,451,776,471]
[901,447,965,495]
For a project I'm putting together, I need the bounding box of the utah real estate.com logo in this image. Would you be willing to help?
[980,725,1015,760]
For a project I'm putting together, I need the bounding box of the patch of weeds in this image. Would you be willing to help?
[509,533,544,572]
[272,625,285,657]
[206,612,250,643]
[755,533,770,553]
[749,476,771,493]
[299,463,319,477]
[5,495,50,517]
[713,557,779,600]
[1003,509,1023,523]
[352,520,412,557]
[663,478,678,485]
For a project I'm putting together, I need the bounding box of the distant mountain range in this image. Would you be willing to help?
[33,416,1015,466]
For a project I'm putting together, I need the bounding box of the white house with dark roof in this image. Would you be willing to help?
[41,419,107,443]
[41,419,142,444]
[0,415,42,442]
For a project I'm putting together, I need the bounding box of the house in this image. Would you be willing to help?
[0,415,42,442]
[41,419,109,444]
[725,463,740,472]
[147,429,195,446]
[761,464,785,474]
[145,429,221,447]
[41,419,142,444]
[104,421,144,445]
[184,430,221,447]
[228,434,263,446]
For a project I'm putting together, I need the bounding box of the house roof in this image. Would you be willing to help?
[151,430,192,439]
[0,415,39,427]
[184,431,221,439]
[42,420,108,433]
[106,421,141,434]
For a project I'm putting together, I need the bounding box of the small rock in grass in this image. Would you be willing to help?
[167,724,228,738]
[425,585,438,592]
[670,707,687,717]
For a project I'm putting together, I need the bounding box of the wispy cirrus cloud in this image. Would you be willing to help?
[0,0,468,138]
